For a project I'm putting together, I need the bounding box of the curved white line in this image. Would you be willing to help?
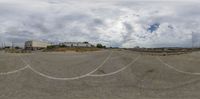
[0,53,30,76]
[25,51,113,81]
[89,55,140,77]
[157,57,200,75]
[0,65,29,75]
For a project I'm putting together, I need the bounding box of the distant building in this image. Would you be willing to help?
[25,40,50,50]
[59,42,93,48]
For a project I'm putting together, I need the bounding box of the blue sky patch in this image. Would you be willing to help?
[148,23,160,33]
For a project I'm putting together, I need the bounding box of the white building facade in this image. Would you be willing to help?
[25,40,50,50]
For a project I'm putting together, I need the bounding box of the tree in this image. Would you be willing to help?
[15,46,21,49]
[96,44,103,48]
[96,44,106,48]
[59,45,66,48]
[83,41,89,44]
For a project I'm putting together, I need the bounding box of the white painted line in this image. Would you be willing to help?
[157,57,200,76]
[0,53,30,76]
[0,66,29,75]
[89,55,140,77]
[23,51,113,81]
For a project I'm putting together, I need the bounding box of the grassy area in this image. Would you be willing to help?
[44,47,102,52]
[4,49,32,53]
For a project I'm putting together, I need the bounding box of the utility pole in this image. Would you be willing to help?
[1,42,3,49]
[11,42,15,49]
[192,32,194,48]
[4,42,6,48]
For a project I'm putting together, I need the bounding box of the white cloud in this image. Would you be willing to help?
[0,0,200,48]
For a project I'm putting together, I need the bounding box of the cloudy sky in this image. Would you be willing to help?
[0,0,200,48]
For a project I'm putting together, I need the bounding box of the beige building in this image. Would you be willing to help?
[25,40,50,50]
[59,42,93,48]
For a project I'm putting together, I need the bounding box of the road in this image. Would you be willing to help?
[0,50,200,99]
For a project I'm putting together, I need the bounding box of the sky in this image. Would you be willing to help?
[0,0,200,48]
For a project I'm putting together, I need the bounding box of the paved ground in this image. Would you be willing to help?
[0,50,200,99]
